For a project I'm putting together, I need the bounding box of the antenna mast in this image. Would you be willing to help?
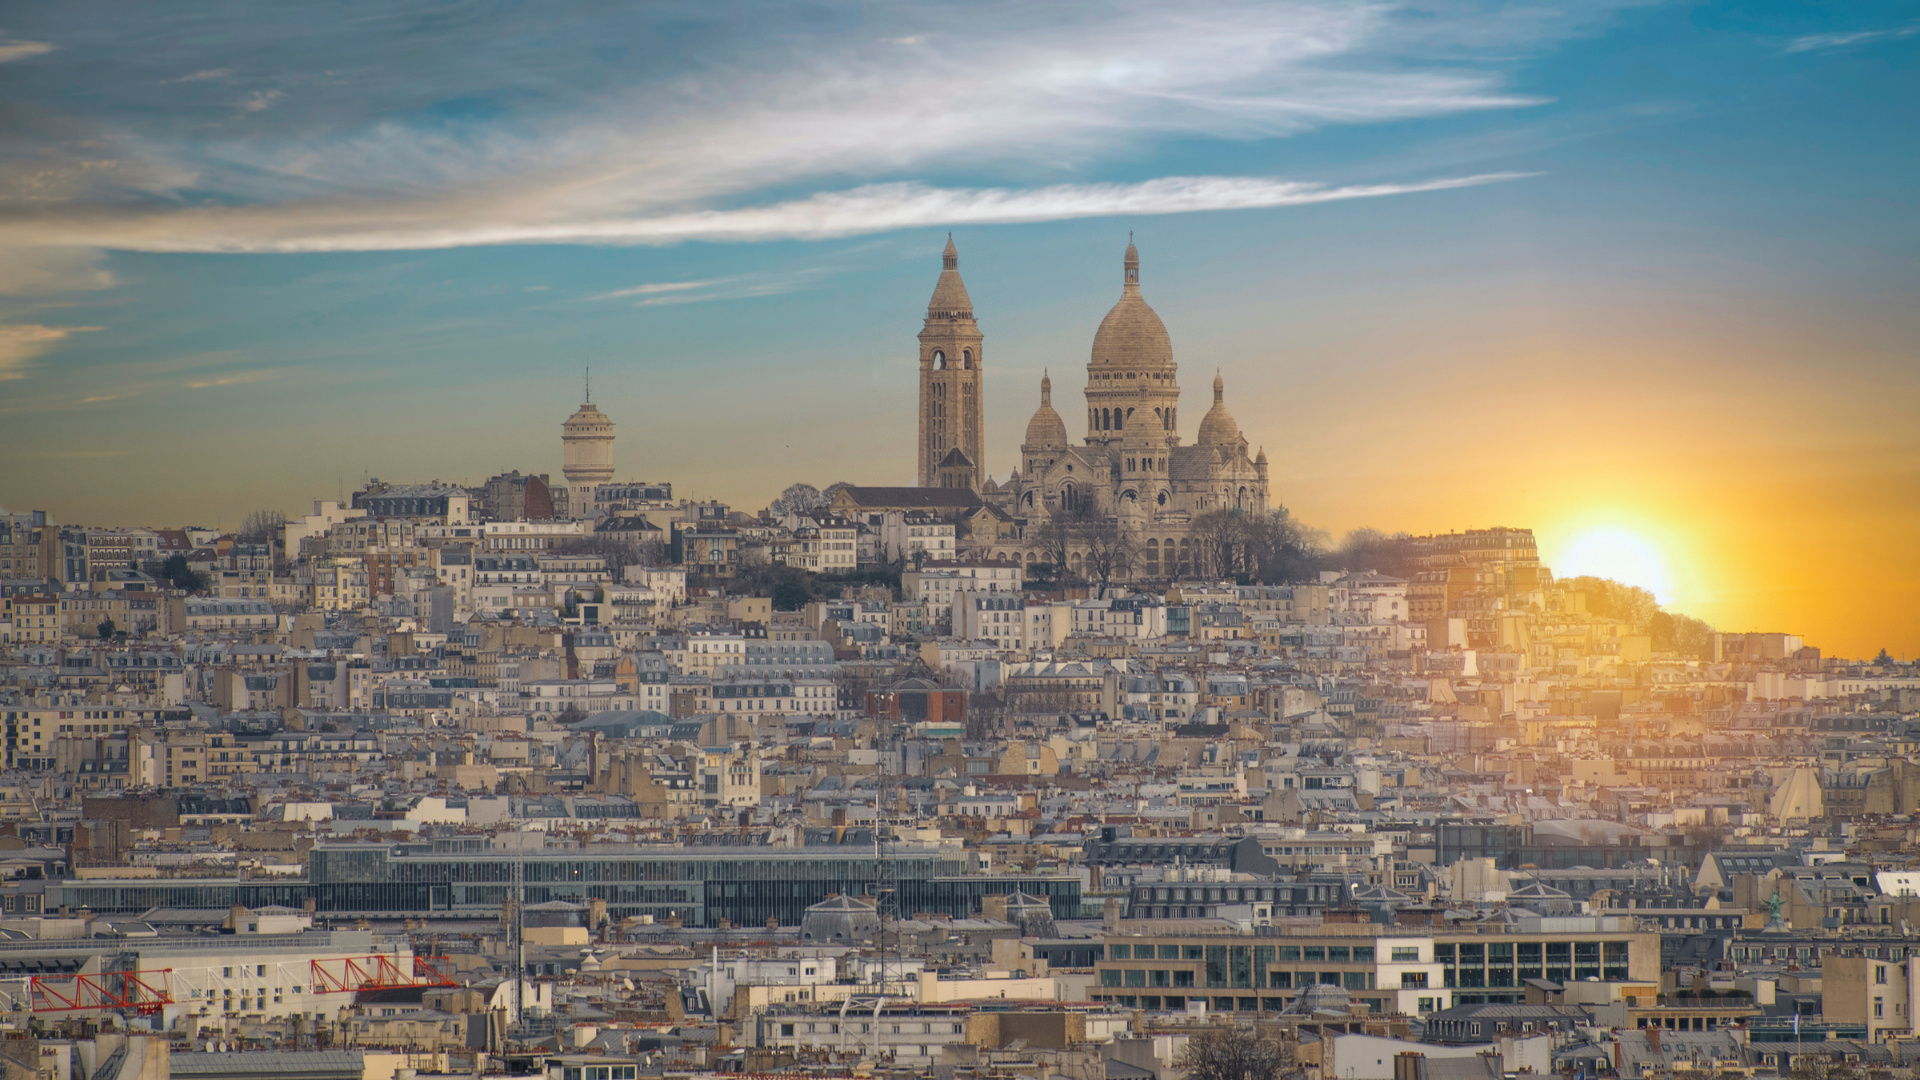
[509,855,525,1042]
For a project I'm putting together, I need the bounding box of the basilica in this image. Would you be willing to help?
[915,238,1271,574]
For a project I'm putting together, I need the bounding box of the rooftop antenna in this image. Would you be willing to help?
[585,366,592,404]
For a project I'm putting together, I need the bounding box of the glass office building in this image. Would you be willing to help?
[52,841,1080,928]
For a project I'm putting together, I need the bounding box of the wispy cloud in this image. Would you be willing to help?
[183,369,282,389]
[1783,24,1920,53]
[590,278,736,300]
[0,249,117,295]
[169,67,230,83]
[590,270,844,306]
[0,1,1592,260]
[0,323,100,379]
[0,39,54,63]
[11,172,1535,254]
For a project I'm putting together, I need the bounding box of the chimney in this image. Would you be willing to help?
[1394,1052,1427,1080]
[1648,1027,1662,1053]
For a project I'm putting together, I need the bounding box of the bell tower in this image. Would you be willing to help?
[917,236,984,489]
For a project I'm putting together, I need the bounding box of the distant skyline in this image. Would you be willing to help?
[0,2,1915,658]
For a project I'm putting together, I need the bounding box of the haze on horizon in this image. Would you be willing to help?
[0,1,1914,659]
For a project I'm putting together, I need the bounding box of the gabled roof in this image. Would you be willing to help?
[831,486,983,511]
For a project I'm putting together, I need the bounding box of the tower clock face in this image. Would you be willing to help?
[931,350,945,369]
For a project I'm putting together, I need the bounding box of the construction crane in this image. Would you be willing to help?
[28,970,173,1016]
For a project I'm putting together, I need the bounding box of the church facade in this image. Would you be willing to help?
[913,239,1270,577]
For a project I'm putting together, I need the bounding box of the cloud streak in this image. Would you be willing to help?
[0,40,54,63]
[0,323,99,379]
[590,278,737,300]
[1784,24,1920,53]
[0,1,1590,264]
[183,369,282,389]
[7,172,1536,254]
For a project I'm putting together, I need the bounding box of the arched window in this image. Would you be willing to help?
[1177,537,1192,577]
[1145,539,1161,576]
[931,349,945,370]
[1061,482,1075,510]
[1022,491,1034,509]
[1238,486,1248,509]
[961,349,973,369]
[1126,407,1134,420]
[1127,458,1135,472]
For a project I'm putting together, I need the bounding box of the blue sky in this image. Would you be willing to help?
[0,1,1915,653]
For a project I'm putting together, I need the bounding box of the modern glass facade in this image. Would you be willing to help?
[1090,929,1654,1014]
[53,843,1080,928]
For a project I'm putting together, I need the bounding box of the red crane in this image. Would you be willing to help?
[308,955,457,994]
[30,970,174,1015]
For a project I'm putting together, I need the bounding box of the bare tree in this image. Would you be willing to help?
[1078,517,1136,598]
[965,691,1006,740]
[1175,1027,1298,1080]
[557,533,659,575]
[1561,575,1660,631]
[769,483,831,518]
[1030,514,1076,584]
[1242,506,1326,584]
[1326,527,1414,576]
[1192,509,1244,580]
[238,508,288,543]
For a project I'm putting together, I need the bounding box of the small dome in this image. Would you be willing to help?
[1196,371,1241,447]
[563,401,614,436]
[1090,241,1172,369]
[927,235,973,315]
[1023,371,1069,449]
[800,894,879,943]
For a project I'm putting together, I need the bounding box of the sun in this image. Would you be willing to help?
[1552,524,1677,604]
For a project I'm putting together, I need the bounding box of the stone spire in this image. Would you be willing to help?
[918,236,984,488]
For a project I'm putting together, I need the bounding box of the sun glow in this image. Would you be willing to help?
[1550,524,1678,604]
